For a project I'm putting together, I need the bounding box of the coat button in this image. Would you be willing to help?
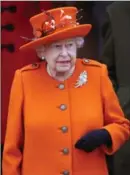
[60,104,67,111]
[58,84,65,90]
[62,148,69,155]
[1,44,15,53]
[62,170,70,175]
[61,126,68,133]
[2,24,15,31]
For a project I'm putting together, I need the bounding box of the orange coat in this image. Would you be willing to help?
[3,59,130,175]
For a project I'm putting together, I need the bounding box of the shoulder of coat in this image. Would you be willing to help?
[82,58,102,67]
[20,62,41,72]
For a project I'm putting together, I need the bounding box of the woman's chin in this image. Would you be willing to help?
[56,65,71,72]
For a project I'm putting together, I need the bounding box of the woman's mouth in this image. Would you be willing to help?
[56,60,71,64]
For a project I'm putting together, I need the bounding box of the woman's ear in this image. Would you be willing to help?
[36,46,45,60]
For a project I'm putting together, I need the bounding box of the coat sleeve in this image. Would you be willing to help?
[101,65,130,155]
[2,70,24,175]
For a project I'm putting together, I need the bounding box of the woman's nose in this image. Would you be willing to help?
[60,46,68,57]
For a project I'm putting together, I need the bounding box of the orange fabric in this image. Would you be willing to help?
[3,59,130,175]
[19,7,92,50]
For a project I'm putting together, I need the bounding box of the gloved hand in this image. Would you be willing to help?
[75,129,112,152]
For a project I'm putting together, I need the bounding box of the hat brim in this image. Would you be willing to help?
[20,24,92,50]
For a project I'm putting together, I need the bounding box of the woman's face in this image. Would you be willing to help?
[44,38,77,73]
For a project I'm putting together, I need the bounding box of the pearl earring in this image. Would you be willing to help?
[41,56,45,60]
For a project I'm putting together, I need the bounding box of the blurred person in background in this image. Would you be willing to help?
[101,2,130,175]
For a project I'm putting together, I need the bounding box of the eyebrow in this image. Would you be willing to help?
[66,39,75,42]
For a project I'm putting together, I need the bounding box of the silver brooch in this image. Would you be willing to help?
[75,71,88,88]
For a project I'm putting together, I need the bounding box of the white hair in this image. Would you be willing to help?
[74,37,85,48]
[36,37,84,59]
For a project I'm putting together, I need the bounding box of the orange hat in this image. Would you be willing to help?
[20,7,92,50]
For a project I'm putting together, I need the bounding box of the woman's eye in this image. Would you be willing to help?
[55,44,61,48]
[67,43,73,47]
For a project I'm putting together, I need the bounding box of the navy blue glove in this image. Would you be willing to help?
[75,129,112,152]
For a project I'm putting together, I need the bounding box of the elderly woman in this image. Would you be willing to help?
[2,6,130,175]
